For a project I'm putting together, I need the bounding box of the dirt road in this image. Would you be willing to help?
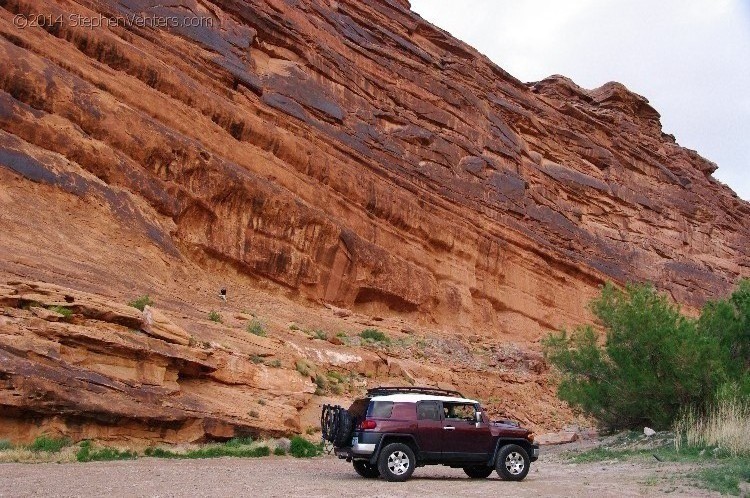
[0,447,715,498]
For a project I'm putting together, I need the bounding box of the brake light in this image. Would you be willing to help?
[360,419,377,430]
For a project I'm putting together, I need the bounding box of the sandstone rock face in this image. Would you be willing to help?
[0,0,748,442]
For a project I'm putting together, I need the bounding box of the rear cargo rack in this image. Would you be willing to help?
[366,386,465,398]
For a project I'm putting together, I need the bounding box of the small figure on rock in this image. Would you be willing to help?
[219,287,227,303]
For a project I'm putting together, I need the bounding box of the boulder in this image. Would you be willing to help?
[142,306,191,346]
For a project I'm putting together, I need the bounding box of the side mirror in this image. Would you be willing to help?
[475,411,483,423]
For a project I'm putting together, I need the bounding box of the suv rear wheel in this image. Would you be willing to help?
[377,443,416,482]
[463,465,493,478]
[352,460,380,478]
[495,444,530,481]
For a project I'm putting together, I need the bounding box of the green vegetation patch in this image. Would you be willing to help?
[76,440,136,462]
[360,328,389,344]
[289,436,322,458]
[47,306,73,319]
[29,435,70,453]
[127,295,153,311]
[247,319,266,336]
[144,443,270,459]
[208,311,222,323]
[543,280,750,431]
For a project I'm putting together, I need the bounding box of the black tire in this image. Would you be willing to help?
[353,460,380,478]
[495,444,530,481]
[332,410,354,448]
[463,465,494,478]
[377,443,416,482]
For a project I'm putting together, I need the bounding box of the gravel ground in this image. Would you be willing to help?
[0,448,716,497]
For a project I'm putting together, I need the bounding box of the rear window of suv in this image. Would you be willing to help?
[367,401,394,418]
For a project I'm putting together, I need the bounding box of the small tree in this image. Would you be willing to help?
[544,283,727,430]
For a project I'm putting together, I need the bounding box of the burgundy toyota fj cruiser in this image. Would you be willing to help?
[321,386,539,482]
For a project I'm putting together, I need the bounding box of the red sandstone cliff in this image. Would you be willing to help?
[0,0,747,442]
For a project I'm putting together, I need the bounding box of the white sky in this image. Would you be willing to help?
[410,0,750,201]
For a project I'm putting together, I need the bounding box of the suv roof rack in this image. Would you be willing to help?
[366,386,465,398]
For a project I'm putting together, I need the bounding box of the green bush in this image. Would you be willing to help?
[225,436,253,447]
[543,281,749,430]
[208,311,222,323]
[274,446,286,456]
[127,295,154,311]
[47,306,73,319]
[295,360,311,377]
[76,440,136,462]
[313,329,327,340]
[267,359,282,368]
[247,319,266,336]
[0,440,11,451]
[29,435,70,453]
[144,443,269,459]
[360,328,389,343]
[289,436,322,458]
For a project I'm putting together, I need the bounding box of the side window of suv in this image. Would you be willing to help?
[443,402,476,421]
[416,401,440,420]
[367,401,394,418]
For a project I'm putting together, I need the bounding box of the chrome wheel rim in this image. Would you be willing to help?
[505,452,525,475]
[387,451,410,475]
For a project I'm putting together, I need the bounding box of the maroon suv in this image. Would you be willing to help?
[321,386,539,482]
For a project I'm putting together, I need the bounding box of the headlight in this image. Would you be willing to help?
[526,432,535,443]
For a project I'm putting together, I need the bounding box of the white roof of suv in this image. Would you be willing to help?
[370,393,479,404]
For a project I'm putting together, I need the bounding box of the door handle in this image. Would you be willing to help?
[443,426,455,430]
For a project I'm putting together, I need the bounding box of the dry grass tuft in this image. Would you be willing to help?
[674,398,750,457]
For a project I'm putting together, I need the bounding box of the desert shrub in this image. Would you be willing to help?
[225,437,253,447]
[0,440,11,451]
[249,354,264,364]
[29,435,70,453]
[697,279,750,395]
[543,282,742,430]
[274,446,286,456]
[208,311,222,323]
[289,324,300,331]
[247,319,266,336]
[145,443,269,459]
[248,410,259,418]
[295,360,311,377]
[127,295,153,311]
[76,440,136,462]
[327,371,345,383]
[289,436,322,458]
[267,359,282,368]
[313,329,327,340]
[360,328,389,343]
[47,306,73,319]
[314,374,327,390]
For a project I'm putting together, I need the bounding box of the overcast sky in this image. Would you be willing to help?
[410,0,750,201]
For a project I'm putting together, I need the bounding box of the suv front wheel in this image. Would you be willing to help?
[352,460,380,478]
[495,444,530,481]
[377,443,416,482]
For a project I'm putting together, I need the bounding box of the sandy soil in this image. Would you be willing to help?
[0,446,717,497]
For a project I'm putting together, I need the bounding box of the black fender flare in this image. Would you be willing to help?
[368,433,421,465]
[488,438,534,467]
